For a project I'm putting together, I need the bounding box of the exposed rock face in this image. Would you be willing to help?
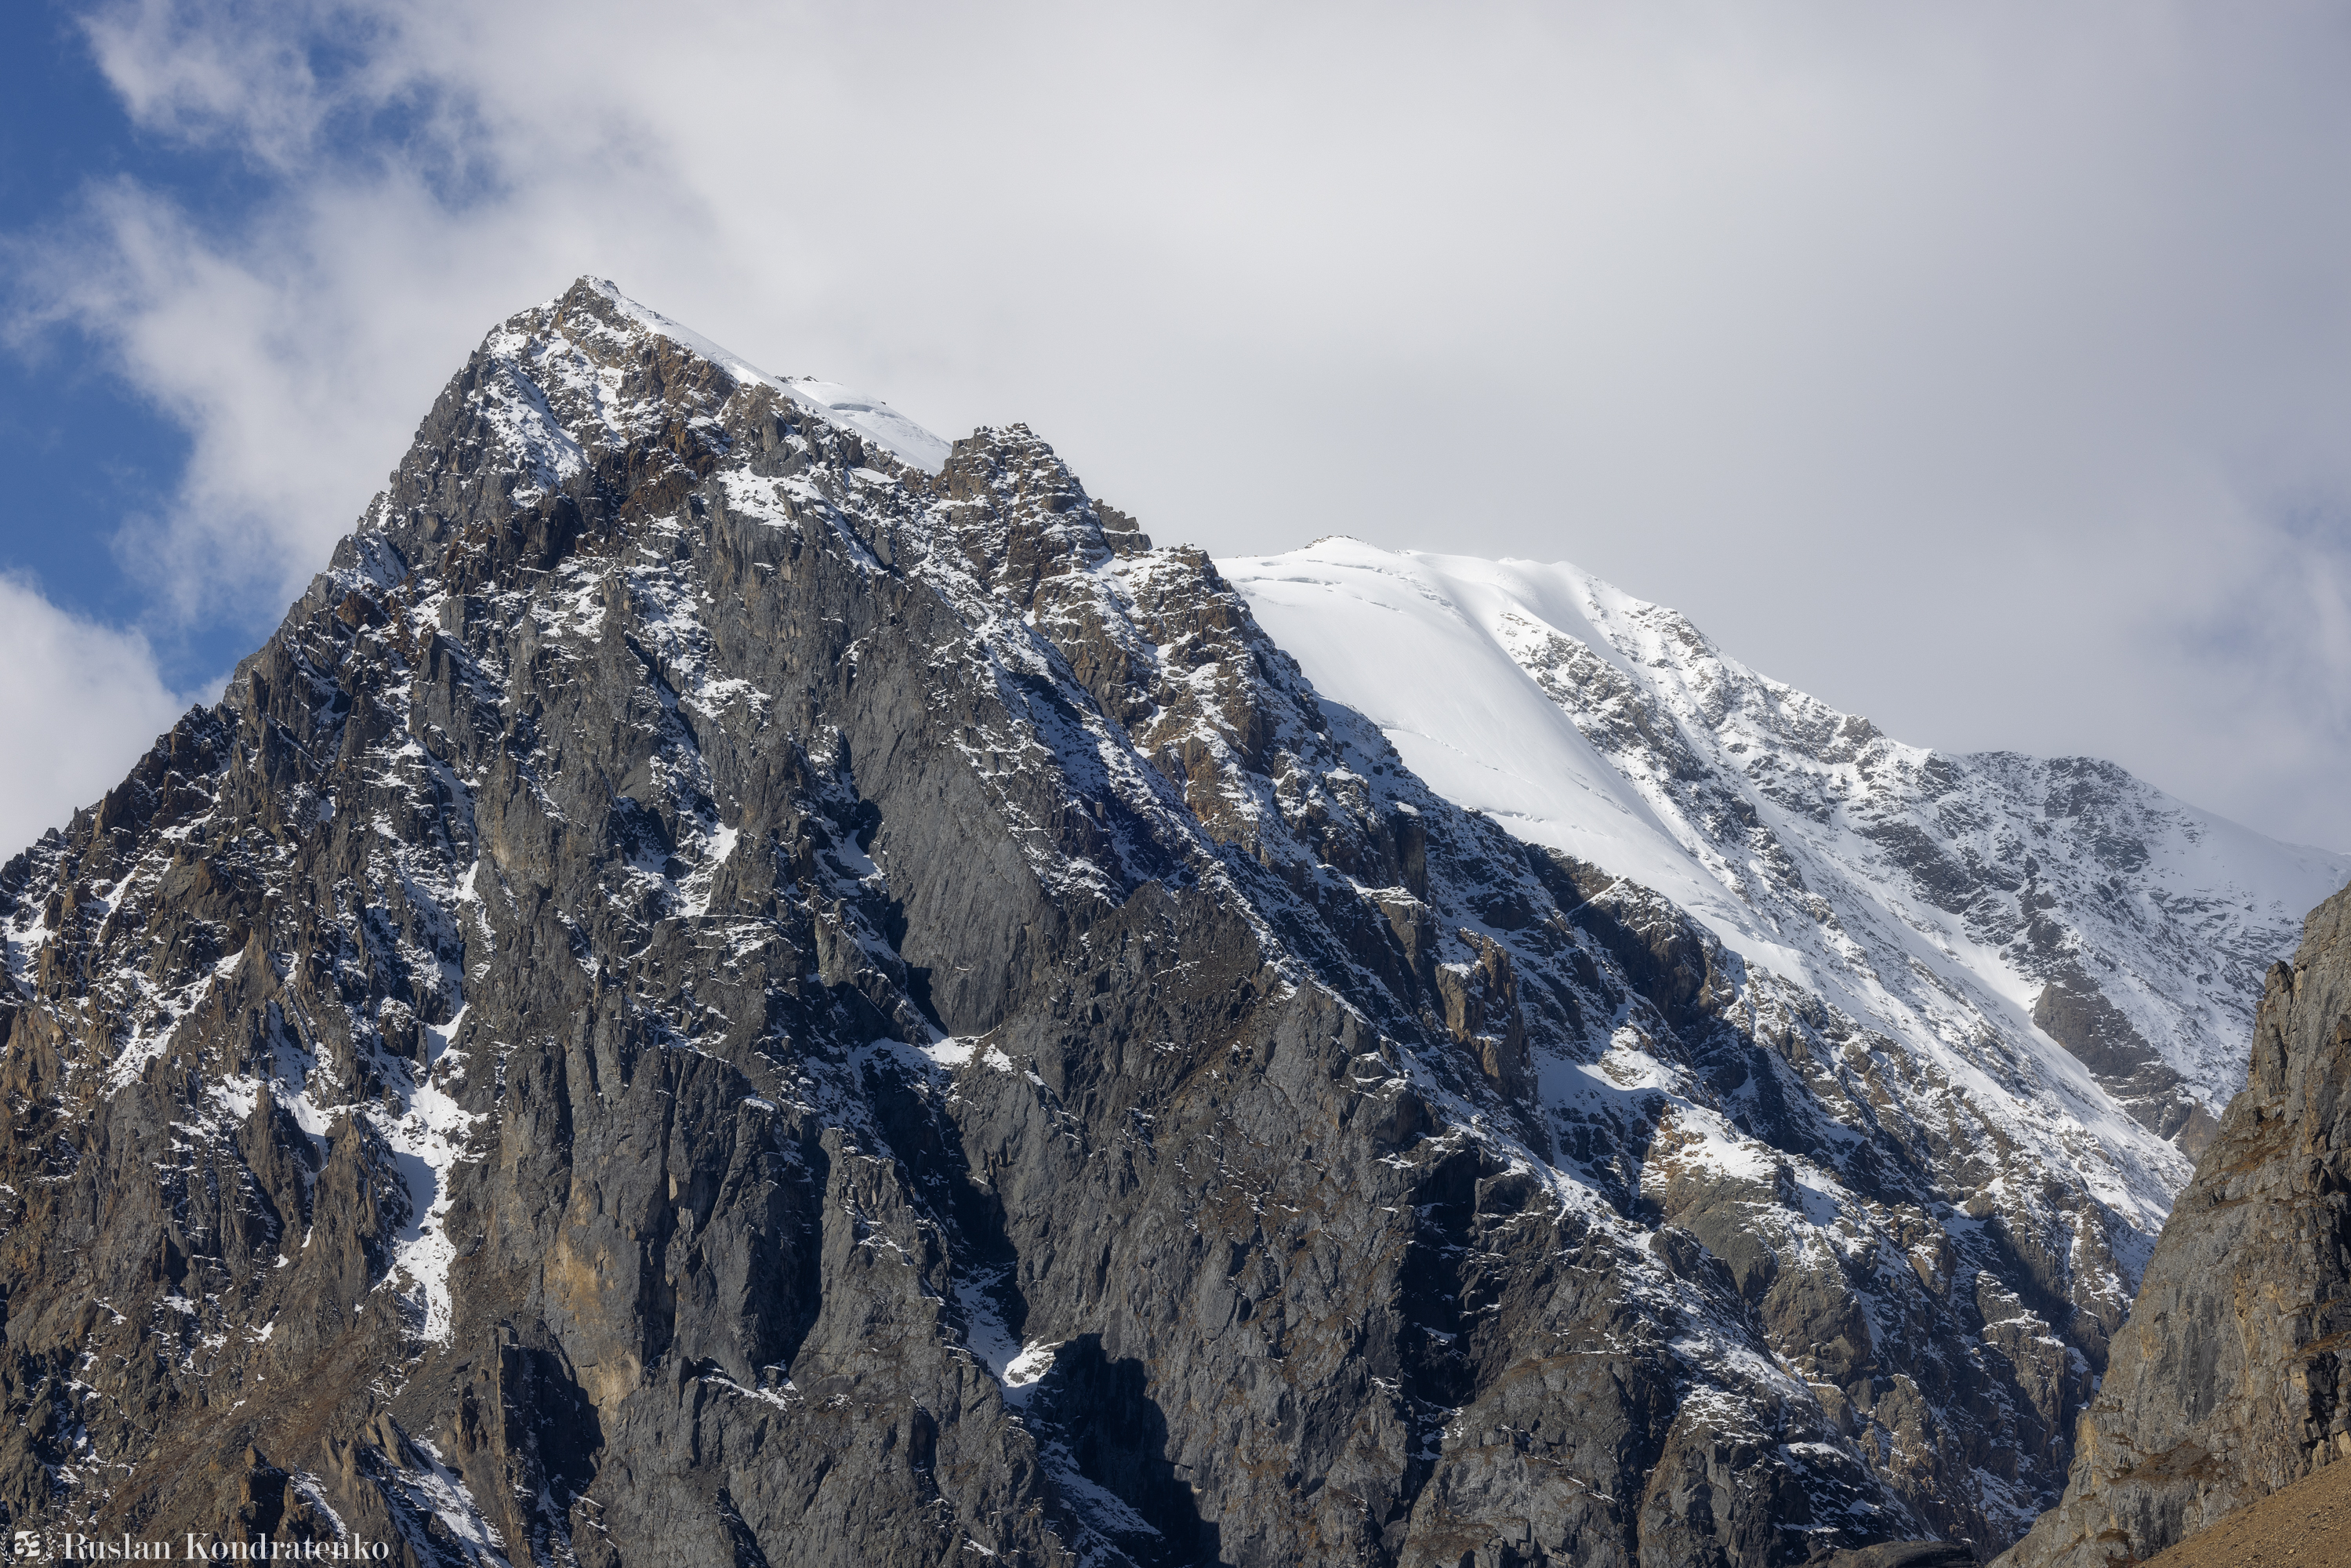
[0,279,2260,1566]
[1997,884,2351,1568]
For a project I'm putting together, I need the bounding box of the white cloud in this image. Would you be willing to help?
[16,0,2351,846]
[79,0,340,166]
[0,575,207,857]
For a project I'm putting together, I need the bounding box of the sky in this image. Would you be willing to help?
[5,1,2351,858]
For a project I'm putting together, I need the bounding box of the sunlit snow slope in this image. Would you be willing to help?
[1226,539,2349,1192]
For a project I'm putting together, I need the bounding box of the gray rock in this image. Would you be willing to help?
[1997,884,2351,1568]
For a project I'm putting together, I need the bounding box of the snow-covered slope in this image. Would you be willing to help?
[1228,539,2349,1210]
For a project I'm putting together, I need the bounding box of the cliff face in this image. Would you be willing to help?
[0,279,2248,1567]
[1998,884,2351,1567]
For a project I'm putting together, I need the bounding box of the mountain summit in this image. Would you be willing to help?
[0,280,2335,1567]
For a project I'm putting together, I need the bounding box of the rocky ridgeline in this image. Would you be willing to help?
[1997,882,2351,1567]
[0,280,2192,1566]
[1489,579,2305,1157]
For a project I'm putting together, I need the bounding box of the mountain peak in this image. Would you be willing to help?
[1,285,2337,1564]
[506,274,955,475]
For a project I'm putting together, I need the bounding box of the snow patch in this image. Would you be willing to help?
[379,1005,481,1343]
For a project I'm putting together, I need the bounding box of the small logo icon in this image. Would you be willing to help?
[12,1533,42,1560]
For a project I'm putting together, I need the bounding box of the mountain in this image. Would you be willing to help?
[1994,880,2351,1567]
[0,279,2333,1568]
[1224,543,2345,1171]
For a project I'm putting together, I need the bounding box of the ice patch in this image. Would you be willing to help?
[1003,1341,1059,1390]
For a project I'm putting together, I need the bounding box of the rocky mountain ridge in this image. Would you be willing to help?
[1996,880,2351,1567]
[1232,547,2348,1212]
[0,278,2331,1566]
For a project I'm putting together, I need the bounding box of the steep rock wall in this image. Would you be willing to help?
[1998,884,2351,1567]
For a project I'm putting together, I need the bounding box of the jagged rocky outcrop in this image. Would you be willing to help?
[1997,882,2351,1568]
[0,279,2258,1566]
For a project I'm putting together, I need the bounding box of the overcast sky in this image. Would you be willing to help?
[6,1,2351,857]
